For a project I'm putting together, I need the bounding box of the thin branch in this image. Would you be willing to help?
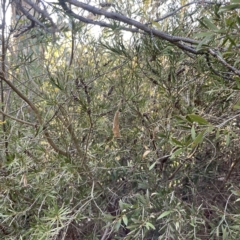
[209,49,240,76]
[153,1,218,22]
[69,18,74,67]
[216,112,240,128]
[13,20,35,37]
[101,227,111,240]
[0,109,37,127]
[23,0,57,30]
[67,0,199,44]
[1,0,8,157]
[56,0,139,33]
[13,0,240,81]
[15,0,50,32]
[205,53,234,81]
[0,72,68,156]
[65,0,240,76]
[88,60,128,84]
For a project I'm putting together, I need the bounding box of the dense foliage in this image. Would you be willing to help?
[1,0,240,239]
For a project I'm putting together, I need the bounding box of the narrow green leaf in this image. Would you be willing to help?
[119,200,123,210]
[186,114,209,125]
[149,161,156,170]
[226,132,230,146]
[157,211,172,220]
[146,222,156,230]
[194,32,215,38]
[122,215,128,226]
[222,225,227,240]
[103,214,116,220]
[115,219,122,231]
[202,17,218,30]
[175,221,180,230]
[119,200,132,210]
[35,125,44,137]
[196,36,211,51]
[49,76,63,90]
[231,190,240,196]
[171,148,183,159]
[228,36,236,46]
[219,4,240,12]
[191,125,196,140]
[146,189,150,201]
[230,225,240,230]
[207,126,214,133]
[171,138,183,146]
[127,224,138,230]
[197,18,208,29]
[192,131,205,147]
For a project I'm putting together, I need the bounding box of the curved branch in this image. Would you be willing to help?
[0,72,68,156]
[205,53,234,81]
[153,1,218,22]
[64,1,240,76]
[15,0,240,77]
[209,49,240,76]
[13,20,35,37]
[0,109,37,127]
[15,0,49,32]
[24,0,57,30]
[66,0,199,45]
[57,0,139,34]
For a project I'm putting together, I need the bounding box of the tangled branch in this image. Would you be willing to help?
[11,0,240,77]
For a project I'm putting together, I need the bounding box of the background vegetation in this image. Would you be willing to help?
[1,0,240,239]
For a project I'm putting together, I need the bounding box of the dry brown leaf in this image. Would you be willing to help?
[21,173,28,187]
[112,110,121,138]
[152,125,159,140]
[142,150,151,159]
